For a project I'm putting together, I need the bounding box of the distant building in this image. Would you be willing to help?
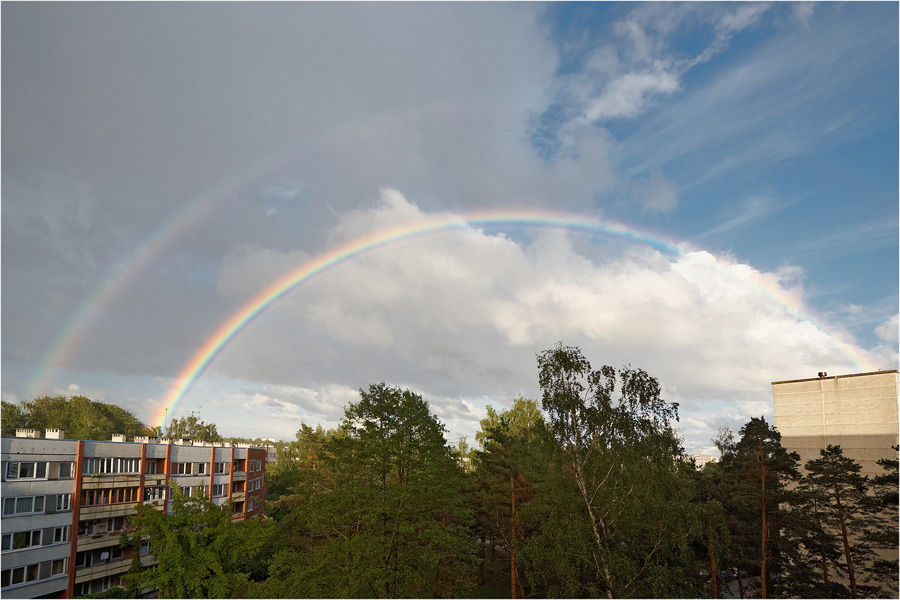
[691,454,718,468]
[1,430,267,599]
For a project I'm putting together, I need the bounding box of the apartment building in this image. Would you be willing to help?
[1,429,267,599]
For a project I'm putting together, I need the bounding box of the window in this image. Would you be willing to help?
[56,493,72,511]
[0,561,57,589]
[146,461,157,475]
[140,541,150,556]
[214,461,228,474]
[3,495,44,516]
[171,462,192,475]
[82,457,140,475]
[78,521,95,536]
[51,559,66,576]
[197,462,208,475]
[144,486,166,502]
[5,461,47,480]
[81,487,138,506]
[107,517,126,533]
[212,484,228,497]
[54,526,69,543]
[0,532,41,552]
[6,530,42,550]
[58,462,73,479]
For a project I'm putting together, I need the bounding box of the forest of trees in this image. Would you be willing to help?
[3,345,897,598]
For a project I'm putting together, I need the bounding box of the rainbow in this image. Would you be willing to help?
[154,205,878,427]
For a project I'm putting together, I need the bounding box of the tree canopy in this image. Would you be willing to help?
[1,395,152,440]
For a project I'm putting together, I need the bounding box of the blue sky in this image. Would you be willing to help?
[2,2,897,454]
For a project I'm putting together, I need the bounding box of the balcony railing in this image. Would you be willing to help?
[78,502,140,520]
[81,474,143,489]
[73,559,131,584]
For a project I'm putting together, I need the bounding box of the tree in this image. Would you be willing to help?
[2,395,152,440]
[530,343,698,598]
[125,483,273,598]
[164,415,221,442]
[261,384,478,598]
[473,398,550,598]
[869,445,899,595]
[802,445,888,598]
[728,417,801,599]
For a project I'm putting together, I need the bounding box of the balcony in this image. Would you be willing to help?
[77,533,123,552]
[81,474,142,489]
[231,491,246,502]
[73,559,131,585]
[231,471,246,481]
[144,473,166,486]
[141,498,166,510]
[78,502,140,521]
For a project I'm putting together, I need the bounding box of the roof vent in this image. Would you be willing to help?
[45,428,65,439]
[818,372,828,378]
[15,428,38,438]
[111,433,126,443]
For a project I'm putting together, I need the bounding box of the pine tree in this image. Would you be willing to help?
[730,417,802,599]
[802,445,884,598]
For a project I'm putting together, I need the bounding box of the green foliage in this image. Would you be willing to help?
[75,586,134,599]
[472,398,551,597]
[126,483,274,598]
[528,343,699,598]
[165,414,221,443]
[1,395,151,439]
[799,445,892,598]
[259,384,478,598]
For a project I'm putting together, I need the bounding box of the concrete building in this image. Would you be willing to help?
[772,370,899,476]
[773,370,899,593]
[1,430,267,599]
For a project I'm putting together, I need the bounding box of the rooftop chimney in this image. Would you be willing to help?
[15,428,38,438]
[45,428,65,439]
[111,433,126,443]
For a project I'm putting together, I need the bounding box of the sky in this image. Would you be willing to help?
[2,2,897,456]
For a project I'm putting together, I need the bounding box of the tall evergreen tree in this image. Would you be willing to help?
[730,417,801,599]
[473,398,550,598]
[261,383,478,598]
[868,445,899,595]
[802,445,886,598]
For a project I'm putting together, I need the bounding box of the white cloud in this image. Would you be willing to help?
[585,70,681,122]
[210,189,885,451]
[875,314,899,344]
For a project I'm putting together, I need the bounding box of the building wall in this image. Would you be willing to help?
[772,370,899,475]
[772,370,899,592]
[2,435,267,599]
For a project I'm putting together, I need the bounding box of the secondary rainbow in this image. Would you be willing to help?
[155,209,685,426]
